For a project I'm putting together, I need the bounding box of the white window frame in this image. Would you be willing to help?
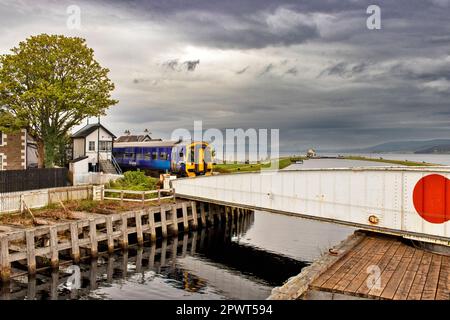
[0,153,5,170]
[88,141,95,151]
[0,131,5,147]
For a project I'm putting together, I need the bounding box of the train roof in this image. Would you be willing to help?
[113,140,210,149]
[113,140,179,148]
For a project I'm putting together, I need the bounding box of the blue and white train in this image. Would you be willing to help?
[112,140,213,177]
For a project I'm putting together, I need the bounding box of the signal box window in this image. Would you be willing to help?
[89,141,95,151]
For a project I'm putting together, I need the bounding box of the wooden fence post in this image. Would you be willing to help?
[170,206,179,236]
[200,202,206,227]
[160,207,168,238]
[49,226,59,269]
[89,219,98,258]
[182,202,189,232]
[0,236,10,283]
[135,211,143,246]
[105,216,114,253]
[120,215,128,250]
[70,222,80,263]
[190,201,198,230]
[120,191,124,206]
[20,194,24,214]
[148,210,157,242]
[25,230,36,275]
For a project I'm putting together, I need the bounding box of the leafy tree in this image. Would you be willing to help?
[0,34,118,167]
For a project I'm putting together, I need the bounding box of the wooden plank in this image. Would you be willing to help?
[367,242,408,298]
[436,256,450,300]
[333,237,389,292]
[120,215,128,249]
[148,210,157,242]
[393,249,424,300]
[380,246,415,299]
[70,222,80,263]
[182,203,189,232]
[170,206,178,236]
[321,237,378,290]
[407,252,433,300]
[0,236,10,282]
[135,212,143,246]
[25,230,36,275]
[89,220,98,258]
[342,238,394,294]
[105,216,114,253]
[49,226,59,269]
[200,203,207,226]
[190,201,198,230]
[160,207,168,238]
[355,240,402,296]
[421,254,443,300]
[312,237,369,288]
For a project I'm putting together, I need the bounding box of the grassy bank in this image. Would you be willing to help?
[213,157,305,173]
[342,155,438,166]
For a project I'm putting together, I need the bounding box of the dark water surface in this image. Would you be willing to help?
[1,211,353,300]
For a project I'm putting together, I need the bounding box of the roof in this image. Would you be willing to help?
[113,140,180,148]
[70,156,89,163]
[115,134,161,143]
[71,123,116,139]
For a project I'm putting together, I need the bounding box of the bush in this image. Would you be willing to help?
[107,170,159,191]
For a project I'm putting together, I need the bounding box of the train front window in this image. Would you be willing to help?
[204,146,212,163]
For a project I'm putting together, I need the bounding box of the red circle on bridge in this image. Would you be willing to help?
[413,174,450,224]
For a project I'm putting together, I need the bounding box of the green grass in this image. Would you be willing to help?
[342,155,438,166]
[213,157,305,173]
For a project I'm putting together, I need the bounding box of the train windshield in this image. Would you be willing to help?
[188,143,212,163]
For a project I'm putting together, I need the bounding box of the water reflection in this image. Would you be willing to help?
[0,211,306,300]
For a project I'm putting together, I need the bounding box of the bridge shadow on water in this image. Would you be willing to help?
[0,211,307,300]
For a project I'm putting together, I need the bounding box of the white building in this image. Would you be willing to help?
[71,123,116,172]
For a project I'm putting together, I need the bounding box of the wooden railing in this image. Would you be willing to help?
[96,186,176,205]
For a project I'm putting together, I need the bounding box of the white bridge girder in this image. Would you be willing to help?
[172,167,450,246]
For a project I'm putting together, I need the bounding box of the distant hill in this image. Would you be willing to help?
[342,139,450,154]
[415,144,450,154]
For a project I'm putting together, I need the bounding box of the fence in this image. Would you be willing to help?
[93,186,176,205]
[0,185,92,214]
[72,172,123,186]
[0,168,69,193]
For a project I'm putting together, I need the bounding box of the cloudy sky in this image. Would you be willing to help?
[1,0,450,152]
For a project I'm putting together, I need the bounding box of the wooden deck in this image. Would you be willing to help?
[310,235,450,300]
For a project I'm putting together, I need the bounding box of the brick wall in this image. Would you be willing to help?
[0,129,27,170]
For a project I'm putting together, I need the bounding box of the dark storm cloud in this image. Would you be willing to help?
[5,0,450,150]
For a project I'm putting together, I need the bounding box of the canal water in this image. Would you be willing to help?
[0,210,354,300]
[4,156,439,300]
